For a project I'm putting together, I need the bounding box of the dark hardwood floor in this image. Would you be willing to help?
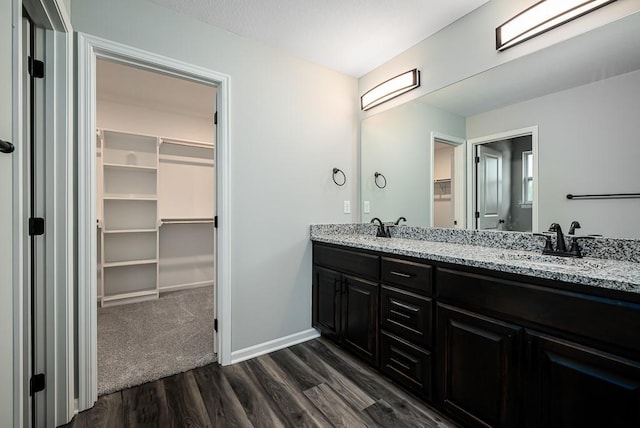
[62,338,457,427]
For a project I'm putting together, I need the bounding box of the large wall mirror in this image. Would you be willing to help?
[360,11,640,239]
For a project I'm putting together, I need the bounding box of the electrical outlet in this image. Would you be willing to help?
[343,200,351,214]
[363,200,370,213]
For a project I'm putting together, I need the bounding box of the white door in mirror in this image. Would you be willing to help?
[477,145,503,230]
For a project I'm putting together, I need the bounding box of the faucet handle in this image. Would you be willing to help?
[568,235,595,257]
[533,233,554,252]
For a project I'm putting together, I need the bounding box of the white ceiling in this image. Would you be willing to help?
[147,0,490,77]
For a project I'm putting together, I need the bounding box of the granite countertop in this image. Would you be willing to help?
[311,232,640,295]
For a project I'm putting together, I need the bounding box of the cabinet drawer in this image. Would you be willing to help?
[314,244,379,280]
[382,257,432,295]
[381,285,432,348]
[380,331,432,400]
[437,268,640,357]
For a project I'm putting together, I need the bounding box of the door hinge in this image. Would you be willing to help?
[475,156,480,164]
[475,211,480,219]
[214,216,218,228]
[28,57,45,79]
[214,111,218,125]
[29,218,45,236]
[30,373,45,395]
[214,318,218,332]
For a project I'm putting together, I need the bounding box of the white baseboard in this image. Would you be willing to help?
[230,328,320,364]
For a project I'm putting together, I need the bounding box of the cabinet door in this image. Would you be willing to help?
[437,303,522,428]
[312,266,342,341]
[342,274,379,366]
[525,331,640,428]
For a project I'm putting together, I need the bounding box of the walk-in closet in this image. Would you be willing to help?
[95,59,217,394]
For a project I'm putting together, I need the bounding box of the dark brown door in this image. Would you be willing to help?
[342,274,378,366]
[525,331,640,428]
[437,303,522,428]
[312,266,342,341]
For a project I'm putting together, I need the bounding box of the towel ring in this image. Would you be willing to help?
[374,172,387,189]
[332,168,346,186]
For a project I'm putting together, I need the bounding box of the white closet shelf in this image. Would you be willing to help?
[103,194,158,201]
[103,163,157,171]
[103,259,158,268]
[103,228,158,234]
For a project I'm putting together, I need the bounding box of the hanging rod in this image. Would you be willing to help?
[566,193,640,200]
[161,217,214,225]
[160,139,214,150]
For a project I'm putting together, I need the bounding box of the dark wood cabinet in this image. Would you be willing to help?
[312,244,380,365]
[312,242,640,428]
[312,266,342,341]
[342,275,378,365]
[525,331,640,428]
[437,303,522,428]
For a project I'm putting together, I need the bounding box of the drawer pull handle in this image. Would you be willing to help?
[391,300,419,313]
[390,309,412,319]
[390,271,413,278]
[389,357,411,371]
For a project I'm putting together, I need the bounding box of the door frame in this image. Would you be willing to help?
[429,132,466,228]
[12,0,74,426]
[466,126,539,231]
[76,33,233,411]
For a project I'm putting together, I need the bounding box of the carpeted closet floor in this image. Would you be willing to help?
[97,286,215,395]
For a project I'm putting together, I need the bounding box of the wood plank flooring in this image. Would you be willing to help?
[62,338,457,428]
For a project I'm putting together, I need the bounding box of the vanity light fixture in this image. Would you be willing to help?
[361,69,420,111]
[496,0,617,51]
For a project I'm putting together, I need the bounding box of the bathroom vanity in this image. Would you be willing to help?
[311,225,640,428]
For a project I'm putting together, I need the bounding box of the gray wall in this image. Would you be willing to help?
[1,0,14,424]
[71,0,359,352]
[468,69,640,238]
[361,101,465,226]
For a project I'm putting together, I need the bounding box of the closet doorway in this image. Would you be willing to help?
[95,58,217,395]
[430,132,466,228]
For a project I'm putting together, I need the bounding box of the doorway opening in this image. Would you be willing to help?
[77,33,232,412]
[430,132,465,228]
[468,127,538,232]
[95,58,217,394]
